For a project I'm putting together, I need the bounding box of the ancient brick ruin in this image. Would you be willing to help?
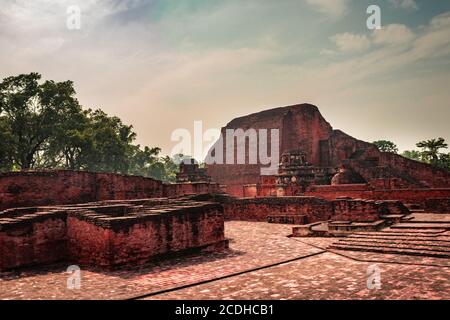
[1,103,449,273]
[0,197,227,270]
[206,103,450,197]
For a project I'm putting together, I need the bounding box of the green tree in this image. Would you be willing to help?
[0,116,14,170]
[0,72,180,180]
[82,109,136,173]
[0,73,82,169]
[372,140,398,153]
[401,150,423,162]
[128,147,180,182]
[161,156,179,183]
[436,153,450,171]
[416,137,448,165]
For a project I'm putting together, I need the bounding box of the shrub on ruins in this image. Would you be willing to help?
[0,73,179,181]
[372,140,398,153]
[401,150,423,162]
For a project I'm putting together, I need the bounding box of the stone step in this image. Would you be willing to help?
[404,203,422,210]
[391,223,450,230]
[410,209,426,213]
[382,227,447,234]
[335,238,450,251]
[348,234,450,242]
[352,231,443,237]
[340,237,450,248]
[407,214,450,224]
[329,243,450,258]
[380,214,409,223]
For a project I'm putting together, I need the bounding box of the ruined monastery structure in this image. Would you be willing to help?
[1,103,450,271]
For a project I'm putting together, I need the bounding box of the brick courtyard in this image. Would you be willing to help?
[0,221,449,300]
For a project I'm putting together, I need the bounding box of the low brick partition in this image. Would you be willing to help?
[424,198,450,213]
[0,198,227,271]
[267,214,307,224]
[220,196,409,223]
[305,185,450,205]
[222,197,333,223]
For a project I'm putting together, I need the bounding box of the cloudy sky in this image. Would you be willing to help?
[1,0,449,155]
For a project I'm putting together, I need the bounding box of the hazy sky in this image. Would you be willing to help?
[1,0,449,156]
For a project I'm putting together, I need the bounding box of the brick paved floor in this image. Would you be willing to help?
[0,222,321,299]
[1,221,449,300]
[150,252,450,300]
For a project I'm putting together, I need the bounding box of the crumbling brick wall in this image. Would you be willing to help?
[221,196,410,223]
[305,185,450,205]
[0,199,227,271]
[222,197,333,222]
[0,171,221,210]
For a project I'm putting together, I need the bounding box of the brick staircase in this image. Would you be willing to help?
[328,212,450,258]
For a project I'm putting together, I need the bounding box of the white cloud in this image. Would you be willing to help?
[0,1,449,153]
[331,32,371,52]
[305,0,349,17]
[372,24,415,45]
[408,12,450,60]
[389,0,418,10]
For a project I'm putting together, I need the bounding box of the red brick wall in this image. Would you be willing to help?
[425,198,450,213]
[1,203,227,271]
[66,217,113,267]
[163,182,220,198]
[305,185,450,204]
[67,206,225,268]
[95,172,163,200]
[0,171,96,210]
[223,197,333,222]
[0,171,222,210]
[0,213,68,270]
[222,196,409,223]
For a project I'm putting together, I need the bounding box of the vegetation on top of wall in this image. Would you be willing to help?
[373,138,450,171]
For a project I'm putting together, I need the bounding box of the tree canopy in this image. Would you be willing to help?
[398,138,449,171]
[372,140,399,153]
[0,73,178,182]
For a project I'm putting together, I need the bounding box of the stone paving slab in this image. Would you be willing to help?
[295,236,450,267]
[150,252,450,300]
[328,249,450,267]
[409,213,450,223]
[0,222,321,300]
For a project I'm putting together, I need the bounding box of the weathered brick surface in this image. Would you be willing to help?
[0,171,96,210]
[0,170,220,210]
[221,196,406,223]
[0,212,68,270]
[222,197,333,223]
[424,198,450,213]
[206,104,450,197]
[163,182,220,198]
[0,199,227,271]
[305,185,450,205]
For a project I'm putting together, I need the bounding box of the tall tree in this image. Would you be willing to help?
[416,137,448,165]
[0,73,180,180]
[0,73,82,169]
